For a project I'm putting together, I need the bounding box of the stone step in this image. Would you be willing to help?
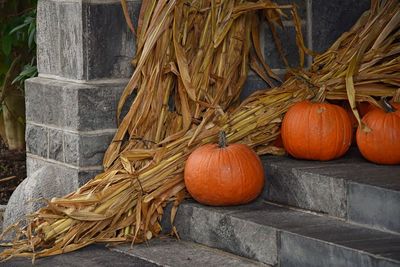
[113,238,269,267]
[262,149,400,234]
[172,200,400,267]
[1,238,267,266]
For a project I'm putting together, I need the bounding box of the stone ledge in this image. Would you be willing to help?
[25,77,127,131]
[173,201,400,267]
[26,123,115,167]
[262,151,400,234]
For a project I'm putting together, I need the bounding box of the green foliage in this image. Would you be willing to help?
[0,0,37,149]
[0,0,38,90]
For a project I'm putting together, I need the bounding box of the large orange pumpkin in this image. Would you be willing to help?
[281,100,353,161]
[356,100,400,165]
[184,132,264,206]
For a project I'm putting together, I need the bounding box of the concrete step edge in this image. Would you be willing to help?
[172,201,400,266]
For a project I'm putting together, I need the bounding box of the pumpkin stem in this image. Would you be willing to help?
[218,131,228,148]
[382,97,396,113]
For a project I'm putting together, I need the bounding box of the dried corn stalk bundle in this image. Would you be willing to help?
[301,0,400,122]
[0,0,303,261]
[1,0,399,262]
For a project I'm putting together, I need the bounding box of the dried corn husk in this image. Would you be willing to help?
[1,0,399,261]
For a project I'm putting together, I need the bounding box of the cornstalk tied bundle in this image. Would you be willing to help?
[1,0,399,262]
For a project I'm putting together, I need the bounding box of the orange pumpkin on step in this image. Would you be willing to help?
[184,132,264,206]
[356,99,400,165]
[281,100,353,161]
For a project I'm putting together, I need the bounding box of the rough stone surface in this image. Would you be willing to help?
[173,201,400,266]
[49,128,63,161]
[26,155,103,187]
[58,1,84,79]
[64,132,79,166]
[79,133,114,166]
[3,165,78,231]
[26,78,125,131]
[1,244,158,267]
[262,154,400,233]
[25,124,48,158]
[311,0,370,53]
[265,161,347,217]
[175,202,278,265]
[82,1,140,79]
[280,232,400,267]
[348,183,400,234]
[37,0,139,80]
[36,0,60,75]
[114,238,269,267]
[62,132,114,167]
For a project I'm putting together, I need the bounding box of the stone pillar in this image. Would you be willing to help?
[25,0,141,188]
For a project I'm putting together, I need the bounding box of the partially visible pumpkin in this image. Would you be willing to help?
[184,132,264,206]
[281,100,353,161]
[356,100,400,165]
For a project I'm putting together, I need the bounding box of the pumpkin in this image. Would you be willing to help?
[184,132,264,206]
[281,100,353,161]
[356,100,400,165]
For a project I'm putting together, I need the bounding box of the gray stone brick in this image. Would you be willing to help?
[63,132,114,167]
[25,77,125,131]
[25,78,67,126]
[26,124,48,158]
[79,133,114,166]
[64,132,79,166]
[37,0,60,75]
[82,1,140,79]
[36,0,140,80]
[49,129,63,162]
[311,0,370,53]
[58,1,85,79]
[75,84,124,131]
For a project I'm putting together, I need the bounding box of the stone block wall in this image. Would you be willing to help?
[26,0,370,189]
[25,0,141,189]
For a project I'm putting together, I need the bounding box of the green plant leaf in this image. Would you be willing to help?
[1,35,12,55]
[28,27,35,48]
[9,23,28,35]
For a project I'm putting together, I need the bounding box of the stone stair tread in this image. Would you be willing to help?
[175,200,400,266]
[262,152,400,191]
[112,237,269,267]
[261,150,400,234]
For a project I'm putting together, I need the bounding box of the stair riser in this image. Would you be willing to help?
[174,203,399,267]
[281,232,400,267]
[174,204,278,265]
[263,162,400,234]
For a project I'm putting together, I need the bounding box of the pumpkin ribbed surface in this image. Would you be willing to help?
[356,106,400,165]
[184,143,264,206]
[281,100,353,161]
